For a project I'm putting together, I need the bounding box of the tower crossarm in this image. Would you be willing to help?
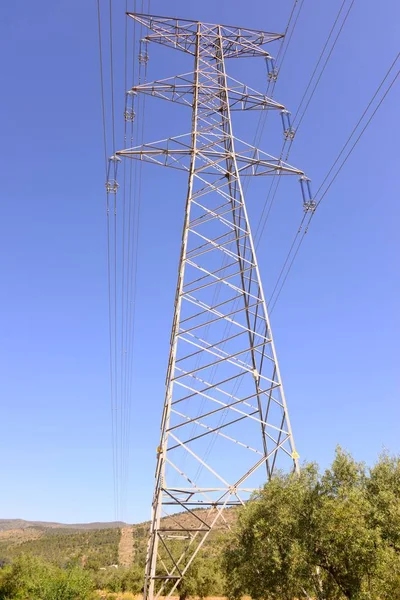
[131,73,285,111]
[127,12,283,57]
[116,135,304,177]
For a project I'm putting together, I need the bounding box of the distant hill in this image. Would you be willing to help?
[0,508,237,569]
[0,519,126,532]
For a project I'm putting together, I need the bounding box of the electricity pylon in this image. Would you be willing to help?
[114,12,314,600]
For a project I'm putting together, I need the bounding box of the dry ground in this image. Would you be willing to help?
[0,527,43,543]
[96,595,229,600]
[118,526,134,567]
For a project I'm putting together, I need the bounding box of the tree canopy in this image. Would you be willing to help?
[223,448,400,600]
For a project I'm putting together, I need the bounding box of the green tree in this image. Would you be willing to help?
[177,554,224,600]
[367,452,400,552]
[92,564,143,594]
[0,554,94,600]
[223,464,320,600]
[305,450,380,599]
[223,448,400,600]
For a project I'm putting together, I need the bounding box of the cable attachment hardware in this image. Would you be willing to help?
[138,38,149,65]
[300,176,316,213]
[265,56,278,82]
[124,90,136,122]
[124,108,136,122]
[105,155,121,194]
[280,109,296,140]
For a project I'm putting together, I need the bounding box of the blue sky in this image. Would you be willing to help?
[0,0,399,524]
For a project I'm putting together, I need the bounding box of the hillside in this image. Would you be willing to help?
[0,519,126,532]
[0,527,121,568]
[0,508,236,569]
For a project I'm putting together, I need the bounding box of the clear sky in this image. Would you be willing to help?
[0,0,399,525]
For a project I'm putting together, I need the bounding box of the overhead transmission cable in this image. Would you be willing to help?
[292,0,351,127]
[245,0,304,195]
[314,51,400,201]
[121,0,150,516]
[120,0,131,521]
[108,0,120,519]
[120,0,137,517]
[284,0,356,163]
[96,0,118,520]
[255,0,355,250]
[268,54,399,314]
[252,0,357,327]
[275,0,305,74]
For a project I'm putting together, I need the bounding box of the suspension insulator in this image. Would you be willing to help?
[139,38,149,65]
[300,176,316,212]
[106,155,121,194]
[280,109,296,140]
[265,56,278,82]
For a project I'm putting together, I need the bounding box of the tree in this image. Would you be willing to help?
[223,464,321,600]
[0,554,94,600]
[223,448,400,600]
[177,553,225,600]
[304,450,380,599]
[367,452,400,552]
[91,563,143,594]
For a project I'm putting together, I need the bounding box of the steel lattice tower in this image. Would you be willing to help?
[113,12,314,600]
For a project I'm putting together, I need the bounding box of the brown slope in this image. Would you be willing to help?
[0,519,126,532]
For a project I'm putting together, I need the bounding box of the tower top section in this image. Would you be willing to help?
[127,12,284,57]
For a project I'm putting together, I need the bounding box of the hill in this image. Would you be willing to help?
[0,519,126,532]
[0,509,236,570]
[0,525,123,569]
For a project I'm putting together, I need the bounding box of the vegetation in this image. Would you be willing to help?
[223,448,400,600]
[177,552,225,600]
[1,449,399,599]
[0,528,120,569]
[0,554,94,600]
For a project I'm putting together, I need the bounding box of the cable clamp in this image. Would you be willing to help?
[124,109,136,122]
[105,180,118,193]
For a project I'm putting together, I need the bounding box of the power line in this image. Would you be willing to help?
[265,0,358,308]
[269,56,399,313]
[314,51,400,201]
[268,212,308,307]
[96,0,118,521]
[316,67,399,208]
[276,0,305,73]
[245,0,305,195]
[96,0,108,172]
[292,0,349,126]
[120,4,148,517]
[108,0,116,154]
[292,0,356,134]
[120,0,138,518]
[269,217,311,314]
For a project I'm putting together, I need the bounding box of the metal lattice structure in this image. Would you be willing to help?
[114,13,314,600]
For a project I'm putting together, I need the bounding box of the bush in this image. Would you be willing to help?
[92,565,143,594]
[0,554,94,600]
